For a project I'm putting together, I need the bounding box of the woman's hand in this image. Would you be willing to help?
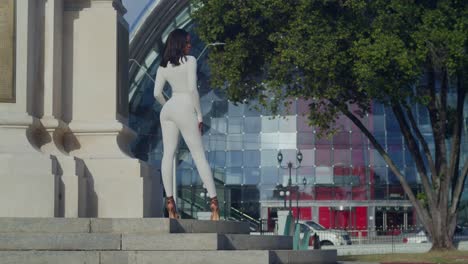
[198,122,203,134]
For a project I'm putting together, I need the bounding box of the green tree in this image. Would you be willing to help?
[193,0,467,250]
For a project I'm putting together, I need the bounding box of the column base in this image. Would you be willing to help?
[77,158,161,218]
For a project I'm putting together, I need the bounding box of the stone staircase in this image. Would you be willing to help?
[0,218,336,264]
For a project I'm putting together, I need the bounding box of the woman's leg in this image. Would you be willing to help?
[160,119,180,197]
[178,118,217,198]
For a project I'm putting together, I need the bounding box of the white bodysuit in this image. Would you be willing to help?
[153,55,217,198]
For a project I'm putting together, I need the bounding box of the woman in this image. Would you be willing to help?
[153,28,219,221]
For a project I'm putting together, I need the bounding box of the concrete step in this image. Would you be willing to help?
[0,217,250,234]
[0,250,337,264]
[0,233,121,251]
[0,233,291,251]
[122,234,292,250]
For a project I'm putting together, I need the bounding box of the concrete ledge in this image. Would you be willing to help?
[100,250,270,264]
[90,218,171,234]
[0,233,121,250]
[222,234,292,250]
[122,233,220,250]
[0,218,90,233]
[0,218,251,235]
[172,219,251,234]
[271,249,337,264]
[0,251,99,264]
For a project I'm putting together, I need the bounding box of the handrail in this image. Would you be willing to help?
[230,206,260,224]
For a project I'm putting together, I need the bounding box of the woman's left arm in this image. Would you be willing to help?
[188,57,203,123]
[153,67,167,105]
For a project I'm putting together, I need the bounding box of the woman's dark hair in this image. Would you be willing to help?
[160,29,189,67]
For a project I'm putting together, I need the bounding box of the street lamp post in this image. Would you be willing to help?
[277,150,303,218]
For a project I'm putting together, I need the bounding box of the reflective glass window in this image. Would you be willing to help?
[227,134,243,150]
[297,132,314,149]
[226,167,242,185]
[371,149,386,167]
[244,168,261,185]
[262,117,279,132]
[297,114,314,132]
[370,132,386,149]
[261,167,279,184]
[351,149,368,167]
[209,134,226,151]
[243,150,260,167]
[405,166,417,184]
[210,117,227,134]
[208,151,226,168]
[244,104,261,117]
[244,117,261,133]
[333,149,351,166]
[228,101,244,117]
[213,168,226,182]
[385,108,401,132]
[387,133,402,146]
[261,132,279,149]
[243,133,260,150]
[315,149,331,166]
[315,166,334,185]
[333,132,350,149]
[261,149,278,166]
[388,145,404,168]
[191,170,203,185]
[315,135,332,149]
[259,184,276,200]
[279,99,297,115]
[211,101,228,117]
[279,116,297,133]
[228,117,243,134]
[298,166,315,187]
[278,132,296,149]
[372,167,387,184]
[178,169,192,186]
[226,151,243,167]
[373,115,386,132]
[297,99,312,116]
[335,115,350,131]
[351,131,366,148]
[372,102,385,115]
[300,149,315,166]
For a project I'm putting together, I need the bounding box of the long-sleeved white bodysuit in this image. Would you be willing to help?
[153,55,217,198]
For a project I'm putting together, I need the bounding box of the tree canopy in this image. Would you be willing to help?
[192,0,467,250]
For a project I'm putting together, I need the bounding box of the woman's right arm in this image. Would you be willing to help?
[153,67,167,105]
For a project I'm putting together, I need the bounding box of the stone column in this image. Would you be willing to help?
[36,0,85,218]
[0,0,56,217]
[62,0,160,217]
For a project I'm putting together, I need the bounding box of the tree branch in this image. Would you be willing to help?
[449,70,467,215]
[403,104,438,185]
[393,103,435,208]
[438,68,450,207]
[426,66,447,180]
[450,159,468,215]
[330,99,431,224]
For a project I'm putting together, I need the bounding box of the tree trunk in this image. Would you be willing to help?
[428,210,457,251]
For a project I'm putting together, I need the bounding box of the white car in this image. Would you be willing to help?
[402,228,429,243]
[298,220,352,246]
[402,225,466,244]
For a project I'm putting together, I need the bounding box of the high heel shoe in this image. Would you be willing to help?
[210,196,220,221]
[166,196,179,219]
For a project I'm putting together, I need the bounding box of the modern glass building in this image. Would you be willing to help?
[128,0,468,233]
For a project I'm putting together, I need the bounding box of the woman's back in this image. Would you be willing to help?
[156,55,197,94]
[153,54,203,123]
